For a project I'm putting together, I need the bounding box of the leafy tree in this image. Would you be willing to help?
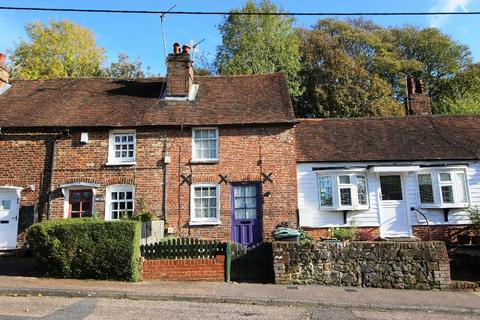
[434,64,480,115]
[296,18,475,118]
[216,0,301,96]
[297,21,402,118]
[107,53,144,78]
[11,20,105,79]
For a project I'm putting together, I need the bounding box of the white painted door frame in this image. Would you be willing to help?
[0,187,21,250]
[377,173,413,238]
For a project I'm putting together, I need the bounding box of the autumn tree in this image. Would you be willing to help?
[297,18,476,117]
[216,0,301,96]
[11,20,105,79]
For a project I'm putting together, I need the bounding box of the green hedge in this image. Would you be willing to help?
[26,218,141,281]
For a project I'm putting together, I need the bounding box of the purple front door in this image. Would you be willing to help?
[231,183,262,246]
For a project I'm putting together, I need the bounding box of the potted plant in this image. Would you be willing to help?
[330,227,358,242]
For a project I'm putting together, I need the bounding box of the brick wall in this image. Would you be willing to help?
[141,255,225,281]
[413,225,471,243]
[164,125,297,241]
[2,124,297,247]
[0,130,54,247]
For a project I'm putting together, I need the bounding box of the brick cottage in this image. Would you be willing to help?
[0,45,297,250]
[1,45,480,252]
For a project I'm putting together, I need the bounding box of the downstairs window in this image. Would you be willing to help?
[317,172,369,210]
[416,170,469,208]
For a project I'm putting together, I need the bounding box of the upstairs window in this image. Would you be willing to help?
[192,128,218,162]
[108,130,136,165]
[317,172,369,210]
[416,170,469,208]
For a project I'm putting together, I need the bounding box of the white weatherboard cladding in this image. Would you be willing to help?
[297,162,480,228]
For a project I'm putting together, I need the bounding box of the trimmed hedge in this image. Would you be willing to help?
[26,218,141,281]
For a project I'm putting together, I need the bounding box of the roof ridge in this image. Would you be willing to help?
[296,114,480,122]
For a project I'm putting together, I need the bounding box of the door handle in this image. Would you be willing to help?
[12,216,18,221]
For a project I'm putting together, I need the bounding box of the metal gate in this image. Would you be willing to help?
[226,242,274,283]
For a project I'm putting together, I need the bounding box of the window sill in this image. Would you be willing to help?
[105,161,136,166]
[190,159,219,165]
[189,220,221,226]
[418,204,469,209]
[319,207,370,212]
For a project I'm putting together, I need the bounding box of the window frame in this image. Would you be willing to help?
[415,169,470,208]
[107,129,136,165]
[68,189,94,218]
[190,183,221,225]
[105,185,135,220]
[191,127,219,163]
[316,172,369,211]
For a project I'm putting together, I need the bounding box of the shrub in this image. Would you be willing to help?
[468,207,480,232]
[298,227,315,244]
[27,218,141,281]
[330,227,358,241]
[357,229,378,241]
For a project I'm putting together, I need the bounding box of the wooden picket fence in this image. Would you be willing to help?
[140,238,225,260]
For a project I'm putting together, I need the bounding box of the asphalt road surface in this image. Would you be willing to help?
[0,295,479,320]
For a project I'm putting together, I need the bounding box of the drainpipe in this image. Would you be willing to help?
[47,131,67,220]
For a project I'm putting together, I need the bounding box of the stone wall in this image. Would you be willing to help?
[273,241,451,290]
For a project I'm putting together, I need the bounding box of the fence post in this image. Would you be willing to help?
[225,242,231,282]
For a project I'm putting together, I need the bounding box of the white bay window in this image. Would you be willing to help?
[416,170,469,208]
[317,172,369,210]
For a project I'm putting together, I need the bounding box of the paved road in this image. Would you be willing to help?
[0,296,479,320]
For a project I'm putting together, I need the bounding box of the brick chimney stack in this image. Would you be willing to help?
[166,43,193,97]
[405,75,431,115]
[0,53,9,88]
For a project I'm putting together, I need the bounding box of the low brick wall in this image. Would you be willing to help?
[273,241,451,290]
[141,255,225,281]
[413,225,470,243]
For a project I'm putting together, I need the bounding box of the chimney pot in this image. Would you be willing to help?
[182,45,191,55]
[173,43,181,55]
[0,53,6,64]
[405,76,431,116]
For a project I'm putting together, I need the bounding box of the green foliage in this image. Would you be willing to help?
[216,0,302,96]
[296,18,474,118]
[131,198,157,222]
[26,218,141,281]
[297,227,315,244]
[434,64,480,115]
[11,20,106,79]
[330,227,358,241]
[107,52,144,78]
[468,207,480,232]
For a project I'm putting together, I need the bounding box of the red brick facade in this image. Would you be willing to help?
[1,124,297,247]
[141,255,225,281]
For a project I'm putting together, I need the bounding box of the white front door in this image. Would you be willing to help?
[0,190,19,250]
[379,175,411,238]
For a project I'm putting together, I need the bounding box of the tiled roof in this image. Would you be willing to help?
[296,116,480,162]
[0,73,295,128]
